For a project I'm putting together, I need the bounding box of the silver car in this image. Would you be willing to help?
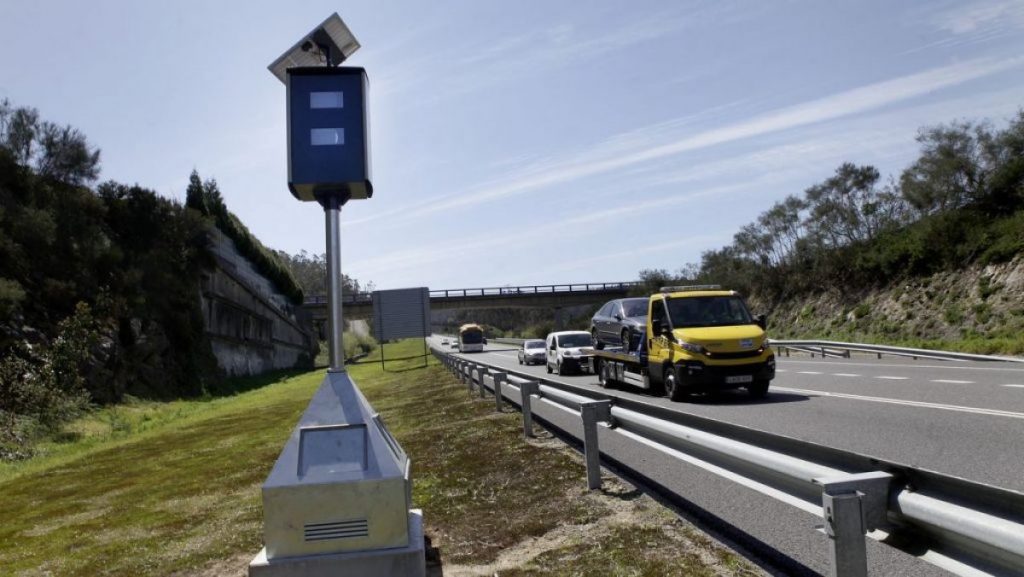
[518,339,546,365]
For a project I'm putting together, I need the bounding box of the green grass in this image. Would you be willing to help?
[0,338,757,576]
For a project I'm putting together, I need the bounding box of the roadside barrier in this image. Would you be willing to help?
[433,347,1024,577]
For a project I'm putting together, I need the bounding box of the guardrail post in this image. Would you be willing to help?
[479,368,489,398]
[520,381,538,438]
[580,401,612,490]
[822,492,866,577]
[814,472,892,577]
[491,372,507,412]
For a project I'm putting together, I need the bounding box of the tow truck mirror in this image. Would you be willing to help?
[755,314,767,330]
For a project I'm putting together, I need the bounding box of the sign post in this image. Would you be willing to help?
[251,13,425,577]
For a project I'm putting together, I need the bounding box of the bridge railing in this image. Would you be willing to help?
[303,282,642,305]
[429,282,641,299]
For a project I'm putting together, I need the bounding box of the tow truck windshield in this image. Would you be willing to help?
[666,296,753,328]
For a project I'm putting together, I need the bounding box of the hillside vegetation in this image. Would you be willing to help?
[639,110,1024,353]
[0,100,318,460]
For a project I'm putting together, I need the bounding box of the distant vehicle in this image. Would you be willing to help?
[590,297,648,349]
[545,330,595,375]
[458,324,485,353]
[518,339,546,365]
[591,286,775,401]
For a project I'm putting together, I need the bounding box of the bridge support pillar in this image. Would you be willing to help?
[553,307,565,332]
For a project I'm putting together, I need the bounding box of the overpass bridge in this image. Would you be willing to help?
[303,282,641,332]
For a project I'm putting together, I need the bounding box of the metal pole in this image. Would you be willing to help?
[324,195,345,373]
[581,401,611,491]
[520,381,537,438]
[823,492,868,577]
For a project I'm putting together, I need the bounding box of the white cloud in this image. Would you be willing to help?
[931,0,1024,35]
[351,55,1023,230]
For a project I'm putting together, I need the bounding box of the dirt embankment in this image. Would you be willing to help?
[756,256,1024,354]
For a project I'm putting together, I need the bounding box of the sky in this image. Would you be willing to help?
[2,0,1024,293]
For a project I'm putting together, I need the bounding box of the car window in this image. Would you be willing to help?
[598,302,614,316]
[651,299,669,328]
[525,341,544,349]
[557,333,592,347]
[622,298,648,318]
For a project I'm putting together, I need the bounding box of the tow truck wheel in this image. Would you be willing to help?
[664,367,686,401]
[747,380,770,399]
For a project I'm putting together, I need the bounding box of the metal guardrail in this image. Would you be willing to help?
[772,339,1024,363]
[433,346,1024,577]
[303,282,642,306]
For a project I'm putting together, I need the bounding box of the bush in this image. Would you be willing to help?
[0,303,97,460]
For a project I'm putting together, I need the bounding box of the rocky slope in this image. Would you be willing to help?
[759,256,1024,355]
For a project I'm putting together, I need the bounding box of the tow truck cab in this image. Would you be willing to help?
[594,286,775,401]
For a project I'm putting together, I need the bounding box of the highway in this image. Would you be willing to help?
[434,337,1024,494]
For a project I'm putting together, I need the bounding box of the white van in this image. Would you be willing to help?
[545,330,595,376]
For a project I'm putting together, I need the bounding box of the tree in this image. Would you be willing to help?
[804,163,903,247]
[900,122,990,214]
[0,100,101,185]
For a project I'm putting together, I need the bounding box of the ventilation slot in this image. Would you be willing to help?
[304,519,369,542]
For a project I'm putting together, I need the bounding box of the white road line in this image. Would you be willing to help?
[931,379,974,384]
[775,369,788,372]
[797,371,822,375]
[876,376,909,380]
[779,359,1024,373]
[833,373,860,377]
[774,386,1024,420]
[1003,384,1024,388]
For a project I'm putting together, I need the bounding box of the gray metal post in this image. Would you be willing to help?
[479,368,489,398]
[492,372,507,412]
[580,401,611,490]
[814,471,892,577]
[520,381,538,438]
[823,492,867,577]
[324,196,345,373]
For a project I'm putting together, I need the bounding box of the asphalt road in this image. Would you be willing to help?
[433,336,1024,493]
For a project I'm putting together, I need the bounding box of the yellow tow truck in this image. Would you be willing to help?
[591,286,775,401]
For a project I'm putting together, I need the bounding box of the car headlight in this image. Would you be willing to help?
[677,340,707,355]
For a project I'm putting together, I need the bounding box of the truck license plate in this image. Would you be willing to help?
[725,375,753,384]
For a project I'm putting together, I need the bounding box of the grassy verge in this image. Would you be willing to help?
[0,339,760,576]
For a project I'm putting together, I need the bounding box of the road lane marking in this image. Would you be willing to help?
[931,379,974,384]
[774,386,1024,420]
[1004,384,1024,388]
[779,359,1024,373]
[876,376,908,380]
[797,371,822,375]
[833,373,860,377]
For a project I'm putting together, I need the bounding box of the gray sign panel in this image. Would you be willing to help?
[372,287,430,340]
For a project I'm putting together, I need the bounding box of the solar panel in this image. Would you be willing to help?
[268,13,361,84]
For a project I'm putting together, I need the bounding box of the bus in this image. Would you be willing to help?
[458,323,485,353]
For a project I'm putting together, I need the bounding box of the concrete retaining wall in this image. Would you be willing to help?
[200,230,317,376]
